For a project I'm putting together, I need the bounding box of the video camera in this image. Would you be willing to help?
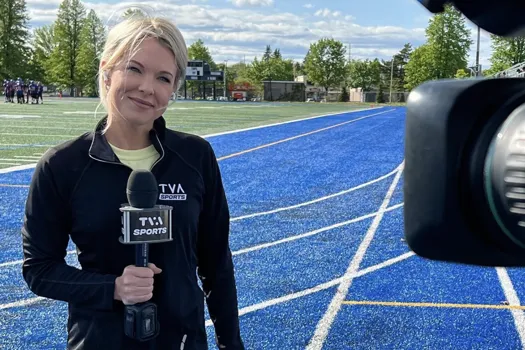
[404,0,525,267]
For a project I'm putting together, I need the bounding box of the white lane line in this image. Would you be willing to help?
[205,251,416,327]
[496,267,525,348]
[306,161,404,350]
[231,165,400,222]
[217,109,395,161]
[0,108,392,174]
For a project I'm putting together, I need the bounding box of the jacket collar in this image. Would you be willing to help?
[88,115,167,164]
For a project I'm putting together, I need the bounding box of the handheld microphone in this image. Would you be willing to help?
[119,169,173,342]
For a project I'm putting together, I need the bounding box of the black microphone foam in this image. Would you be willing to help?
[126,170,158,208]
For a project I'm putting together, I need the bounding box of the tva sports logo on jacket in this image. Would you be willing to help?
[158,183,186,201]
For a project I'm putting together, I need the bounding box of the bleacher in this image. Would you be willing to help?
[491,61,525,78]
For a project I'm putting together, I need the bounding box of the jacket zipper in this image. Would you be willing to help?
[180,334,187,350]
[88,133,166,172]
[150,133,165,172]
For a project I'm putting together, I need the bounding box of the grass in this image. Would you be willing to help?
[0,97,380,168]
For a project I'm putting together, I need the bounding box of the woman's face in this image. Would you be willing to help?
[105,37,178,128]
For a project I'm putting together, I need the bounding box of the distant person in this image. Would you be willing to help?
[21,12,244,350]
[37,82,43,104]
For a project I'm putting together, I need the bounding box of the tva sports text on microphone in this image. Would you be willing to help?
[120,204,173,244]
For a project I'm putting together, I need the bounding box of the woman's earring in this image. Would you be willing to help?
[104,71,110,89]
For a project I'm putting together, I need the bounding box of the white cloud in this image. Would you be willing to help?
[304,4,314,9]
[25,0,434,64]
[227,0,274,7]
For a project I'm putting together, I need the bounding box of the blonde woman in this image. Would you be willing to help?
[21,13,244,350]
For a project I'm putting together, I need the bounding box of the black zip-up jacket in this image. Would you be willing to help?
[21,116,244,350]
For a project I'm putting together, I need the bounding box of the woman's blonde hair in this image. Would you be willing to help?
[98,11,188,130]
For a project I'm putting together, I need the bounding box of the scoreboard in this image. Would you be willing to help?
[187,60,204,77]
[185,60,224,82]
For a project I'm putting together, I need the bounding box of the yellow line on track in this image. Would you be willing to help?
[342,300,524,310]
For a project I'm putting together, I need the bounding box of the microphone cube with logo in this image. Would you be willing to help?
[118,169,173,342]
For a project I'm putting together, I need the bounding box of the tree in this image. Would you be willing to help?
[404,45,435,91]
[49,0,86,95]
[455,68,470,79]
[303,38,347,93]
[77,9,106,96]
[376,84,385,103]
[188,39,216,70]
[245,45,294,90]
[293,62,305,76]
[391,43,412,91]
[347,59,381,92]
[339,86,349,102]
[263,45,272,61]
[122,8,145,19]
[404,4,472,90]
[488,35,525,73]
[32,24,57,84]
[0,0,31,80]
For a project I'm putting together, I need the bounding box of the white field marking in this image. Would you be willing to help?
[0,115,41,119]
[0,250,77,268]
[0,203,405,268]
[231,165,400,222]
[496,267,525,347]
[63,111,104,114]
[33,153,44,156]
[1,250,415,312]
[0,133,73,137]
[2,118,96,124]
[0,107,391,175]
[0,158,34,162]
[233,203,404,256]
[217,109,395,161]
[203,107,385,138]
[306,161,405,350]
[0,296,47,310]
[0,144,56,147]
[4,125,90,131]
[0,163,42,174]
[0,162,21,166]
[204,251,416,327]
[13,156,41,160]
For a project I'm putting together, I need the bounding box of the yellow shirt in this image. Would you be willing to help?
[109,143,160,171]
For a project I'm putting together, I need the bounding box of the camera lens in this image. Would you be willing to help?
[485,102,525,248]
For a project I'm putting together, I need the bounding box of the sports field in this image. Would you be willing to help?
[1,99,525,349]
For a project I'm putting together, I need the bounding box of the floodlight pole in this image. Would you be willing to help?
[476,26,481,76]
[389,58,394,103]
[223,60,228,99]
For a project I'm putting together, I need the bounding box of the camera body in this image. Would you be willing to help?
[404,77,525,266]
[404,0,525,267]
[417,0,525,37]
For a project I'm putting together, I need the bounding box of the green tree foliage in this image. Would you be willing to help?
[77,9,106,96]
[303,38,347,92]
[455,68,470,79]
[485,35,525,76]
[185,39,217,97]
[348,59,381,92]
[32,24,56,83]
[404,4,472,90]
[338,86,349,102]
[122,8,146,20]
[0,0,31,79]
[245,45,294,90]
[380,43,412,92]
[188,39,216,70]
[49,0,87,95]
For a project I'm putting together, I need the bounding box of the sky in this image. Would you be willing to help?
[25,0,494,69]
